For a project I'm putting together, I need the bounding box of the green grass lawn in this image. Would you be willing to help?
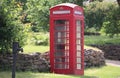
[0,65,120,78]
[85,35,120,45]
[23,35,120,54]
[23,45,100,54]
[23,32,120,54]
[23,45,49,54]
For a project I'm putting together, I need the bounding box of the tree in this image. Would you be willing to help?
[60,0,83,6]
[85,1,115,31]
[26,0,55,32]
[101,5,120,37]
[0,0,26,53]
[25,0,84,32]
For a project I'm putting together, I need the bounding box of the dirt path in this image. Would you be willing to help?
[106,59,120,67]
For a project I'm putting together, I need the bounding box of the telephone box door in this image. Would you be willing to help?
[54,19,70,70]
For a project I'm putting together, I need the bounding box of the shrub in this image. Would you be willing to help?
[0,1,27,53]
[31,33,49,46]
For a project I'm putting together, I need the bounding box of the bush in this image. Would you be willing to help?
[101,6,120,37]
[0,1,27,53]
[31,33,49,46]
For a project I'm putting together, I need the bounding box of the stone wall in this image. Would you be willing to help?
[91,45,120,60]
[84,49,105,68]
[0,48,105,71]
[0,53,49,72]
[40,49,105,68]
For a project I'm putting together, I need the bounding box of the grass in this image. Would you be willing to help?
[23,45,101,54]
[0,65,120,78]
[22,35,120,54]
[23,45,49,54]
[85,65,120,78]
[23,32,120,53]
[85,35,120,45]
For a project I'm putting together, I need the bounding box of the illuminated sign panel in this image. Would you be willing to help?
[74,11,82,15]
[53,10,70,14]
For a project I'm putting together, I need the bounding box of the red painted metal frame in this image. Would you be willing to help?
[50,3,84,75]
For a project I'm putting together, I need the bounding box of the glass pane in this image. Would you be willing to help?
[65,64,69,69]
[76,39,81,44]
[56,38,65,44]
[76,20,81,32]
[65,58,69,62]
[54,58,64,63]
[77,58,81,63]
[55,20,66,24]
[77,52,81,57]
[77,64,81,69]
[55,44,65,50]
[76,20,81,26]
[54,58,69,69]
[55,26,66,31]
[55,64,69,69]
[55,64,63,69]
[76,20,82,70]
[77,26,80,31]
[55,51,64,57]
[77,33,81,38]
[55,32,66,42]
[65,45,69,50]
[77,45,81,50]
[54,20,69,69]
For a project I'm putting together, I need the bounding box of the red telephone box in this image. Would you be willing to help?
[50,3,84,75]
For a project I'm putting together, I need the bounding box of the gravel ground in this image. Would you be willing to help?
[106,59,120,67]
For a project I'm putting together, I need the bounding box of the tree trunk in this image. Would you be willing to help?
[117,0,120,6]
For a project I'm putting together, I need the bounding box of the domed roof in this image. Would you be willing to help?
[51,3,79,9]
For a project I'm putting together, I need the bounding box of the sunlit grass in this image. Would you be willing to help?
[23,45,101,54]
[85,65,120,78]
[85,35,120,45]
[84,45,101,51]
[0,65,120,78]
[23,45,49,54]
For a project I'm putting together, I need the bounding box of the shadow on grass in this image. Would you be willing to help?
[15,71,99,78]
[70,75,98,78]
[0,71,99,78]
[81,76,99,78]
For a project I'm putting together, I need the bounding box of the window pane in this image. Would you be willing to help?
[76,39,81,44]
[76,20,81,32]
[55,26,66,31]
[77,33,81,38]
[55,63,69,69]
[55,64,63,69]
[77,45,81,50]
[55,20,65,24]
[77,52,81,57]
[54,20,69,69]
[77,58,81,63]
[76,20,82,70]
[77,64,81,69]
[54,51,64,57]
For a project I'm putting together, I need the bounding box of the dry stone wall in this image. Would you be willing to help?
[91,45,120,60]
[0,48,105,71]
[0,53,49,72]
[84,49,105,68]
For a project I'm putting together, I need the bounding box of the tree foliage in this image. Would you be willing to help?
[60,0,83,6]
[0,0,26,53]
[101,6,120,37]
[1,0,119,54]
[25,0,54,32]
[85,1,120,37]
[85,1,108,30]
[25,0,83,32]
